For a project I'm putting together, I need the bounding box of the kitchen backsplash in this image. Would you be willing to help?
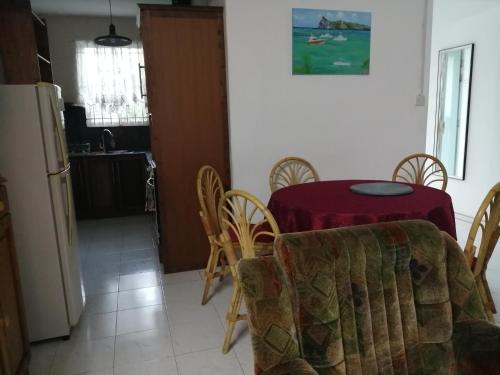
[64,104,151,152]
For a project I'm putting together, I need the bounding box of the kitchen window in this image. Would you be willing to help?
[76,41,148,126]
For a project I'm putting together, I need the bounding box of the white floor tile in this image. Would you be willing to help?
[84,276,120,296]
[120,249,157,263]
[175,348,243,375]
[50,337,115,375]
[82,252,121,267]
[72,312,117,341]
[118,286,163,310]
[119,259,159,275]
[210,279,248,328]
[239,359,254,375]
[29,359,52,375]
[82,262,120,277]
[170,317,225,355]
[218,320,249,351]
[79,370,113,375]
[116,305,169,335]
[74,215,256,374]
[29,341,61,375]
[209,279,236,322]
[88,238,123,254]
[164,270,203,285]
[121,234,154,252]
[114,357,178,375]
[119,272,161,291]
[166,299,220,327]
[85,293,118,315]
[114,329,174,367]
[163,281,204,306]
[231,324,253,373]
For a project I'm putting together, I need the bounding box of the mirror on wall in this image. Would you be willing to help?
[434,43,474,180]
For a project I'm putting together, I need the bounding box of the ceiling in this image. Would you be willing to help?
[31,0,173,17]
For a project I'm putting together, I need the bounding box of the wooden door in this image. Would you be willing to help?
[141,6,230,273]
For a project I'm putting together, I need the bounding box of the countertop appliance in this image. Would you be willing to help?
[145,157,160,248]
[0,83,84,341]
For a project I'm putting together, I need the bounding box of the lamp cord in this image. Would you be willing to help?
[108,0,113,24]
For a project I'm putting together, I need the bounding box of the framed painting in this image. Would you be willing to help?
[292,8,372,75]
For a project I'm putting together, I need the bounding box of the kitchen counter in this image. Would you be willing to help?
[69,151,155,168]
[69,150,148,157]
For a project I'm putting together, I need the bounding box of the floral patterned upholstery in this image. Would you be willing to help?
[237,220,500,375]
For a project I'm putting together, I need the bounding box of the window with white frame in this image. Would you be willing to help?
[76,41,148,126]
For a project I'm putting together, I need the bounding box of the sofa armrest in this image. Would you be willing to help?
[262,358,318,375]
[453,320,500,374]
[237,256,303,374]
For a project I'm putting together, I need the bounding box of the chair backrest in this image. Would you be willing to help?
[218,189,280,263]
[392,153,448,191]
[269,157,319,193]
[239,220,487,374]
[196,165,224,237]
[464,183,500,276]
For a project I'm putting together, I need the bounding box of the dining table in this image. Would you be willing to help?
[267,180,457,239]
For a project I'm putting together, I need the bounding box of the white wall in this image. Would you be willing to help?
[426,0,500,218]
[44,15,139,103]
[224,0,430,202]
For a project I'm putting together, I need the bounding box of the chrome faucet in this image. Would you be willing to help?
[101,128,116,153]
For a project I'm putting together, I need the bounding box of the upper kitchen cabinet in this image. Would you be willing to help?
[140,5,231,273]
[0,0,53,84]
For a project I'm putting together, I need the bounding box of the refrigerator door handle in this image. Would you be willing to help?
[61,167,73,248]
[65,172,74,248]
[49,166,73,247]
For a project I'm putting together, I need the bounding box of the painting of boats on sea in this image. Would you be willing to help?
[292,8,372,75]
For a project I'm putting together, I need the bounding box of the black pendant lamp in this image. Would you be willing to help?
[94,0,132,47]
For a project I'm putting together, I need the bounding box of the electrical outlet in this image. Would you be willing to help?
[416,94,426,107]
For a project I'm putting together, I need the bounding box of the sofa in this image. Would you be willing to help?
[237,220,500,374]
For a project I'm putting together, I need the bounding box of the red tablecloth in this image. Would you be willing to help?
[267,180,457,238]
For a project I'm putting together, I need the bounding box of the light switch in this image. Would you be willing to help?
[416,94,426,107]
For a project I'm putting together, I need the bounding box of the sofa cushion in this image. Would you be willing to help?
[238,256,301,373]
[453,320,500,374]
[275,220,454,374]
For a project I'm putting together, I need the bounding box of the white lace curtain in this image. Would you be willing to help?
[76,41,148,126]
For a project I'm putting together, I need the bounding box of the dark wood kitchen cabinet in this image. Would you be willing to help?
[0,177,30,375]
[0,1,53,84]
[70,154,147,220]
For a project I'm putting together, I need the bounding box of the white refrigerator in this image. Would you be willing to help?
[0,83,84,341]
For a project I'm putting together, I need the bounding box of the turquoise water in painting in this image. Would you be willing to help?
[292,27,371,75]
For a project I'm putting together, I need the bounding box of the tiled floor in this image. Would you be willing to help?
[29,215,252,375]
[29,215,500,375]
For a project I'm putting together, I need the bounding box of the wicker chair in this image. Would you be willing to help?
[196,165,229,305]
[218,189,280,353]
[269,157,319,193]
[464,182,500,322]
[392,153,448,191]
